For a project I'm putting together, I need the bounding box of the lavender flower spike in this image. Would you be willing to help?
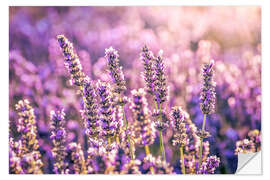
[97,80,117,138]
[140,45,156,95]
[50,109,68,174]
[153,50,168,105]
[197,155,220,174]
[200,59,216,115]
[131,88,156,147]
[105,46,126,94]
[57,35,86,87]
[81,79,100,139]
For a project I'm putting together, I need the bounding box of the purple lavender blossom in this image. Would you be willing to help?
[20,151,43,174]
[131,88,156,146]
[235,129,261,154]
[50,109,68,174]
[140,45,156,95]
[143,155,174,174]
[105,46,126,94]
[200,59,216,115]
[81,79,100,138]
[152,109,169,131]
[120,160,142,174]
[153,50,168,105]
[197,156,220,174]
[96,80,117,138]
[57,35,86,87]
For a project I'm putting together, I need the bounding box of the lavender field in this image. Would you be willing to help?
[9,6,261,174]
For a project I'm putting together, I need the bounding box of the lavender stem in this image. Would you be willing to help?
[180,145,185,174]
[198,114,207,169]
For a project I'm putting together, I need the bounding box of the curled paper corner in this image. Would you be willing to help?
[235,151,262,174]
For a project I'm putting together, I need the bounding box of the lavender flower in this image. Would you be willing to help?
[81,79,100,138]
[9,139,23,174]
[131,88,156,146]
[153,50,168,105]
[57,35,86,87]
[66,142,87,174]
[200,59,216,115]
[171,106,188,147]
[105,46,126,94]
[197,156,220,174]
[20,151,43,174]
[97,80,117,138]
[143,155,174,174]
[50,109,68,174]
[140,45,156,95]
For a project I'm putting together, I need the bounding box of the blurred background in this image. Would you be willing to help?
[9,6,261,174]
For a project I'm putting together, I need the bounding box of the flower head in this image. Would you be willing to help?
[200,59,216,114]
[197,155,220,174]
[105,46,126,94]
[140,45,155,95]
[153,50,168,105]
[66,143,87,174]
[57,35,86,87]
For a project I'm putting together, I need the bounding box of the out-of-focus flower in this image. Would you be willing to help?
[120,159,141,174]
[15,99,40,154]
[197,156,220,174]
[105,46,126,94]
[235,129,261,154]
[66,142,87,174]
[131,88,156,146]
[50,109,68,174]
[200,59,216,115]
[143,155,174,174]
[152,109,170,131]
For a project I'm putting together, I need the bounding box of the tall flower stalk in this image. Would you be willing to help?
[198,59,216,169]
[153,50,168,161]
[131,88,156,174]
[104,46,134,159]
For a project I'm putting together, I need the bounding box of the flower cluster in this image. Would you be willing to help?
[66,143,87,174]
[197,156,220,174]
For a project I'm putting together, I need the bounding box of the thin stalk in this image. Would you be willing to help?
[180,145,185,174]
[198,114,207,169]
[108,137,111,146]
[120,95,134,160]
[145,145,154,174]
[116,136,120,144]
[153,101,166,161]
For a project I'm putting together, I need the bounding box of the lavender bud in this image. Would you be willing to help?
[57,35,86,87]
[200,59,216,114]
[131,88,156,146]
[153,50,168,105]
[140,45,156,95]
[105,46,126,94]
[197,155,220,174]
[50,109,68,174]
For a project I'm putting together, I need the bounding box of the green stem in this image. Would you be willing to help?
[160,130,166,161]
[180,145,185,174]
[198,114,206,169]
[121,96,134,160]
